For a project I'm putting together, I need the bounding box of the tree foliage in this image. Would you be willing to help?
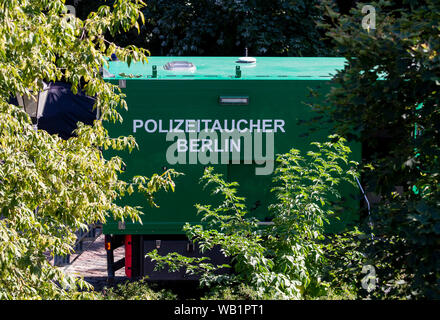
[318,0,440,298]
[75,0,332,57]
[147,136,358,299]
[0,0,177,299]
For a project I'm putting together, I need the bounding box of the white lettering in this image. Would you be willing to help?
[158,119,168,133]
[133,119,143,133]
[186,120,197,133]
[189,139,200,152]
[177,139,188,152]
[249,119,260,132]
[144,119,157,133]
[174,119,184,132]
[132,119,286,134]
[237,119,248,132]
[274,119,285,133]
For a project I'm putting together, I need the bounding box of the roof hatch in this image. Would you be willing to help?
[236,56,256,64]
[163,61,196,72]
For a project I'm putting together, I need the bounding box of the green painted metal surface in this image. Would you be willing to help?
[102,57,360,235]
[106,56,347,80]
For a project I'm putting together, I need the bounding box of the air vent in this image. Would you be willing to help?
[163,61,196,72]
[236,57,256,64]
[219,96,249,105]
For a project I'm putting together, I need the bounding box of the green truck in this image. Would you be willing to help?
[102,57,361,280]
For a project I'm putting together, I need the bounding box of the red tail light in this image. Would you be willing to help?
[125,235,132,278]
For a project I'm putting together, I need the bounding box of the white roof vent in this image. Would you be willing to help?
[163,61,196,72]
[236,56,256,64]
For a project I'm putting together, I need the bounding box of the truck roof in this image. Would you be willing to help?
[104,56,347,80]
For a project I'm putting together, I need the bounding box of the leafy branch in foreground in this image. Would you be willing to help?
[265,135,358,297]
[147,135,358,299]
[318,0,440,299]
[0,0,178,299]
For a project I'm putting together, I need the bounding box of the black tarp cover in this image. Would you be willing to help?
[37,82,97,140]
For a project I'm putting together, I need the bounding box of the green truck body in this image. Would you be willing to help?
[101,57,361,279]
